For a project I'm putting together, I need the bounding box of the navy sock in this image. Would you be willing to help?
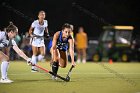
[52,62,59,76]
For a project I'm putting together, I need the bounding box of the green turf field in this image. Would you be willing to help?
[0,61,140,93]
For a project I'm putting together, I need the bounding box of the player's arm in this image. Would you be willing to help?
[13,45,29,60]
[85,33,88,48]
[29,26,34,37]
[68,38,76,67]
[45,27,50,38]
[29,21,36,37]
[51,32,59,51]
[50,32,59,60]
[12,40,31,62]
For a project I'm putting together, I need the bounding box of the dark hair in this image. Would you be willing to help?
[6,22,18,33]
[62,23,72,30]
[38,10,45,15]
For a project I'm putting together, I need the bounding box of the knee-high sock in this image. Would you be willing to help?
[31,55,37,69]
[52,62,59,76]
[1,61,9,79]
[38,54,44,62]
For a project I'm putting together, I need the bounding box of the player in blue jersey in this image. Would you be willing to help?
[50,23,76,79]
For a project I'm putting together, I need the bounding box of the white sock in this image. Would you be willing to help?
[82,59,86,63]
[31,55,37,69]
[38,54,44,62]
[1,61,9,79]
[77,59,81,63]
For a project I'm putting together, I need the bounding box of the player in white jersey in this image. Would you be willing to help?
[0,22,32,83]
[29,10,49,72]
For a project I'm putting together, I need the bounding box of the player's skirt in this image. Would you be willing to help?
[31,37,45,47]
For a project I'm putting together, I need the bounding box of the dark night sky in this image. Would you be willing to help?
[0,0,140,39]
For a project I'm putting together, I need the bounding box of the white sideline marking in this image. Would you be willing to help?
[9,73,140,76]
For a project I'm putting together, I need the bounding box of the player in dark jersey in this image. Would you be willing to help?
[50,23,76,79]
[0,22,32,83]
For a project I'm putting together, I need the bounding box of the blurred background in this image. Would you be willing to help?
[0,0,140,62]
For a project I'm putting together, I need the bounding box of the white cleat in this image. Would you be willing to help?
[52,75,58,80]
[82,60,86,64]
[0,78,14,83]
[77,59,81,64]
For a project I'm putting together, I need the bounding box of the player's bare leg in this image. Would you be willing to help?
[38,46,45,62]
[82,48,86,63]
[77,49,81,63]
[59,51,67,68]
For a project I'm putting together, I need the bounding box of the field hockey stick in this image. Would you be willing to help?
[65,65,75,82]
[34,64,67,81]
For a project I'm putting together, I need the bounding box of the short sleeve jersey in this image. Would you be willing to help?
[31,20,48,36]
[0,31,17,49]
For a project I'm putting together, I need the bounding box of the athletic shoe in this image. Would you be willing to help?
[31,69,38,72]
[77,59,81,63]
[82,59,86,64]
[52,75,58,80]
[0,78,13,83]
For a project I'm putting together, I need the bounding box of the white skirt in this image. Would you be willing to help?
[30,37,45,47]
